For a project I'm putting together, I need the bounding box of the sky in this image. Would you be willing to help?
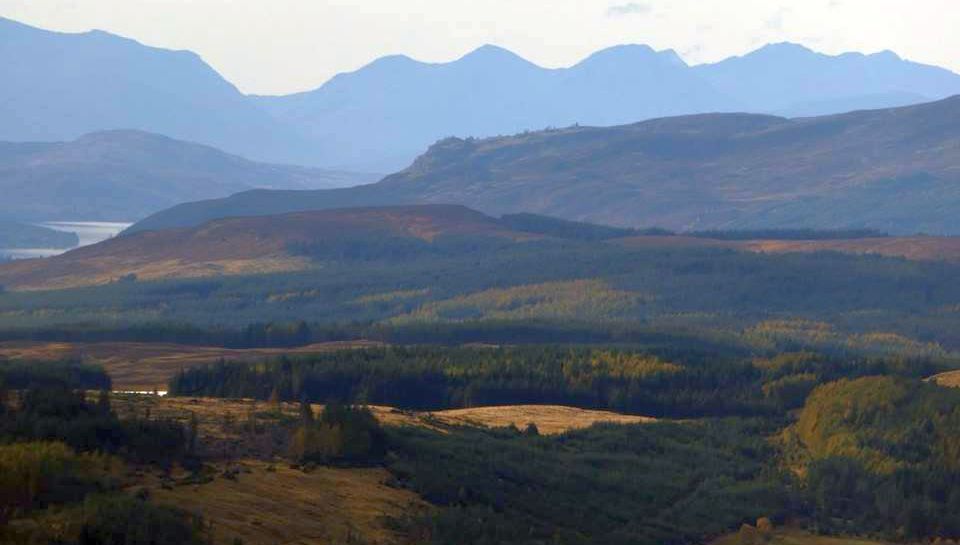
[0,0,958,95]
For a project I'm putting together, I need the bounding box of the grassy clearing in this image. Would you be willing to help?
[929,369,960,387]
[110,395,430,544]
[110,395,656,544]
[111,395,658,449]
[145,460,427,545]
[430,404,655,434]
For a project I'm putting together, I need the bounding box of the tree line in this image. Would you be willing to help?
[168,346,942,419]
[0,362,207,544]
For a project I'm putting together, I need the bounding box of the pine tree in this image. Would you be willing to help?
[299,398,314,424]
[268,386,281,410]
[187,411,199,456]
[96,389,112,415]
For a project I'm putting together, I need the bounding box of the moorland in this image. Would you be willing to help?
[5,16,960,544]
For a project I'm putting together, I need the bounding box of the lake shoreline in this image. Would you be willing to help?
[0,221,131,260]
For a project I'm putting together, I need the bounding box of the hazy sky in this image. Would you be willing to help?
[1,0,958,95]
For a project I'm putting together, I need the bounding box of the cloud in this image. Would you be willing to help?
[606,2,651,17]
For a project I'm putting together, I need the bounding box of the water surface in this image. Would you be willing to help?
[0,221,131,260]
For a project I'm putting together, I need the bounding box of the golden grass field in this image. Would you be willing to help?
[0,340,380,391]
[929,369,960,388]
[112,395,427,545]
[111,395,657,443]
[109,394,657,544]
[147,461,428,545]
[0,333,662,545]
[429,404,655,434]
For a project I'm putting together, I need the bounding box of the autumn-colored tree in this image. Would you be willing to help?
[288,404,385,465]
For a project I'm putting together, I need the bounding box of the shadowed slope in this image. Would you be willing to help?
[0,130,376,221]
[0,205,527,290]
[132,96,960,235]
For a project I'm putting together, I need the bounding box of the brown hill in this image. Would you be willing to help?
[0,205,527,291]
[6,203,960,293]
[130,96,960,235]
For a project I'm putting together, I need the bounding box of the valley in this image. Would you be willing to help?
[4,7,960,545]
[0,221,128,260]
[0,220,79,258]
[6,181,960,545]
[7,204,960,293]
[103,393,658,545]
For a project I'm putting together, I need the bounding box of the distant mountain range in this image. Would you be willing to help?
[129,97,960,236]
[258,43,960,171]
[0,130,377,222]
[4,17,960,172]
[0,17,319,165]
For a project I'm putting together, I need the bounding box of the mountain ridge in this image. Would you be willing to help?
[128,96,960,235]
[254,40,960,170]
[0,129,376,222]
[0,16,315,165]
[6,16,960,171]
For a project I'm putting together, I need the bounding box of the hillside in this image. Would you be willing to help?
[18,202,960,293]
[0,205,529,290]
[104,394,656,545]
[132,97,960,235]
[6,16,960,172]
[0,130,375,221]
[0,17,315,165]
[255,44,731,171]
[0,220,78,249]
[693,43,960,115]
[616,235,960,264]
[258,42,960,171]
[12,202,960,295]
[8,207,960,361]
[742,237,960,262]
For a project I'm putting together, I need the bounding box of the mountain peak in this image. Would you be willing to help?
[74,129,184,145]
[752,42,817,57]
[359,53,421,72]
[457,44,532,66]
[870,49,902,62]
[576,44,684,68]
[584,44,654,59]
[658,48,688,67]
